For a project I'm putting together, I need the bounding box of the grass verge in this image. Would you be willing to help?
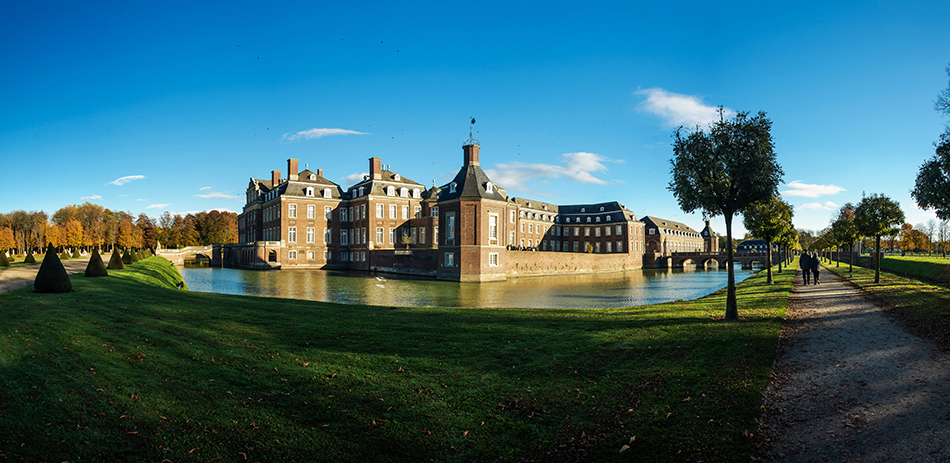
[825,264,950,349]
[0,259,793,462]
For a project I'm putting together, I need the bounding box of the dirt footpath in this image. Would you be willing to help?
[0,257,91,294]
[756,266,950,462]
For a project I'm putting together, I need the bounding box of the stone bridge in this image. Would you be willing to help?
[156,245,216,266]
[650,251,781,270]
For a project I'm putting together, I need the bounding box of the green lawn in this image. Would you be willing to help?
[0,258,793,462]
[825,264,950,348]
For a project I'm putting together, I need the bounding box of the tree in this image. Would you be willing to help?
[0,227,14,253]
[855,193,905,283]
[65,219,83,249]
[742,195,793,284]
[669,109,783,320]
[831,203,860,272]
[912,64,950,220]
[796,228,818,251]
[898,223,915,251]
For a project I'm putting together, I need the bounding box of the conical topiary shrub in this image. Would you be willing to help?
[84,248,108,277]
[0,253,9,267]
[122,249,133,264]
[60,251,70,260]
[34,244,72,293]
[24,253,36,264]
[72,248,81,259]
[107,249,125,270]
[130,250,140,263]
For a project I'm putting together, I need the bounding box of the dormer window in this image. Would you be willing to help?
[394,174,401,181]
[358,187,364,196]
[323,188,332,199]
[449,182,456,194]
[596,216,601,223]
[400,187,408,197]
[566,217,571,223]
[485,182,494,193]
[413,188,420,198]
[386,186,395,196]
[587,217,591,223]
[309,174,316,180]
[305,187,315,197]
[581,208,585,212]
[606,216,612,222]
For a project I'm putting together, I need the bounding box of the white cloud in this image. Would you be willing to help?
[781,181,846,198]
[81,195,102,200]
[486,152,615,188]
[198,186,212,191]
[635,88,732,128]
[146,203,171,210]
[196,192,241,200]
[106,175,145,186]
[797,201,839,211]
[341,172,369,184]
[172,208,238,216]
[281,128,369,143]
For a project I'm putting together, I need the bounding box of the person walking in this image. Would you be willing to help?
[800,251,811,285]
[810,251,820,285]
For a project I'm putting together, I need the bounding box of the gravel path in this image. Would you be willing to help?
[756,265,950,462]
[0,257,91,294]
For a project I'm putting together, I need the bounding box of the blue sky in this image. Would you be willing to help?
[2,1,949,237]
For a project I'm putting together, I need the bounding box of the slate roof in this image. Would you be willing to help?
[438,165,508,202]
[558,201,638,223]
[641,216,701,237]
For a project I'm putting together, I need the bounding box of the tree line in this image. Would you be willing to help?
[0,202,237,254]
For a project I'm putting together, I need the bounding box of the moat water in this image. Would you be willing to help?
[178,267,755,309]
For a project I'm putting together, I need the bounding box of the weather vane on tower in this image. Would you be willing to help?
[465,116,479,146]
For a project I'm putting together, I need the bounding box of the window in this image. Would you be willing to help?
[289,250,297,259]
[617,241,623,252]
[486,182,494,193]
[520,223,524,232]
[595,243,600,253]
[376,227,384,244]
[574,227,580,236]
[605,226,611,236]
[341,208,348,222]
[386,186,395,196]
[446,212,456,242]
[616,225,622,235]
[390,204,397,219]
[402,205,409,220]
[489,252,498,266]
[520,239,525,248]
[400,187,408,198]
[509,231,515,245]
[308,250,315,259]
[361,252,366,261]
[414,206,422,218]
[323,188,332,199]
[587,217,591,223]
[361,204,366,220]
[341,251,349,262]
[606,242,612,253]
[413,189,420,198]
[419,228,426,244]
[376,204,384,218]
[445,252,454,267]
[389,228,396,244]
[305,187,314,197]
[528,223,533,234]
[394,174,401,181]
[289,204,297,218]
[434,226,439,243]
[431,206,439,217]
[489,214,498,245]
[510,210,516,223]
[573,242,579,252]
[649,228,656,235]
[341,230,348,245]
[324,229,331,244]
[410,228,417,244]
[358,187,364,196]
[607,216,612,222]
[449,182,456,194]
[325,206,332,220]
[361,228,366,244]
[307,205,315,219]
[595,227,601,237]
[288,227,297,243]
[306,227,314,243]
[596,216,601,223]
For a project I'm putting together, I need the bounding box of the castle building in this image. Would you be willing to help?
[233,138,660,281]
[641,216,711,255]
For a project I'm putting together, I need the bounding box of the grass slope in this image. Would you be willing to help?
[0,260,792,462]
[875,256,950,286]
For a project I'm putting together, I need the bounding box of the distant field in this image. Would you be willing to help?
[0,258,793,462]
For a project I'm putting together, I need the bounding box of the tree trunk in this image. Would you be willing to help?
[724,214,738,321]
[875,235,882,283]
[777,245,783,273]
[849,241,854,273]
[766,239,774,284]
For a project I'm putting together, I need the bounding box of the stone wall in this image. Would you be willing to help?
[505,250,642,278]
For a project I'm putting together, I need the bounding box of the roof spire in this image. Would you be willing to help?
[464,117,479,147]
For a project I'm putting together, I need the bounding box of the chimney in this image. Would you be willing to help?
[271,170,281,186]
[288,159,299,181]
[370,157,382,180]
[317,168,324,177]
[463,143,480,167]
